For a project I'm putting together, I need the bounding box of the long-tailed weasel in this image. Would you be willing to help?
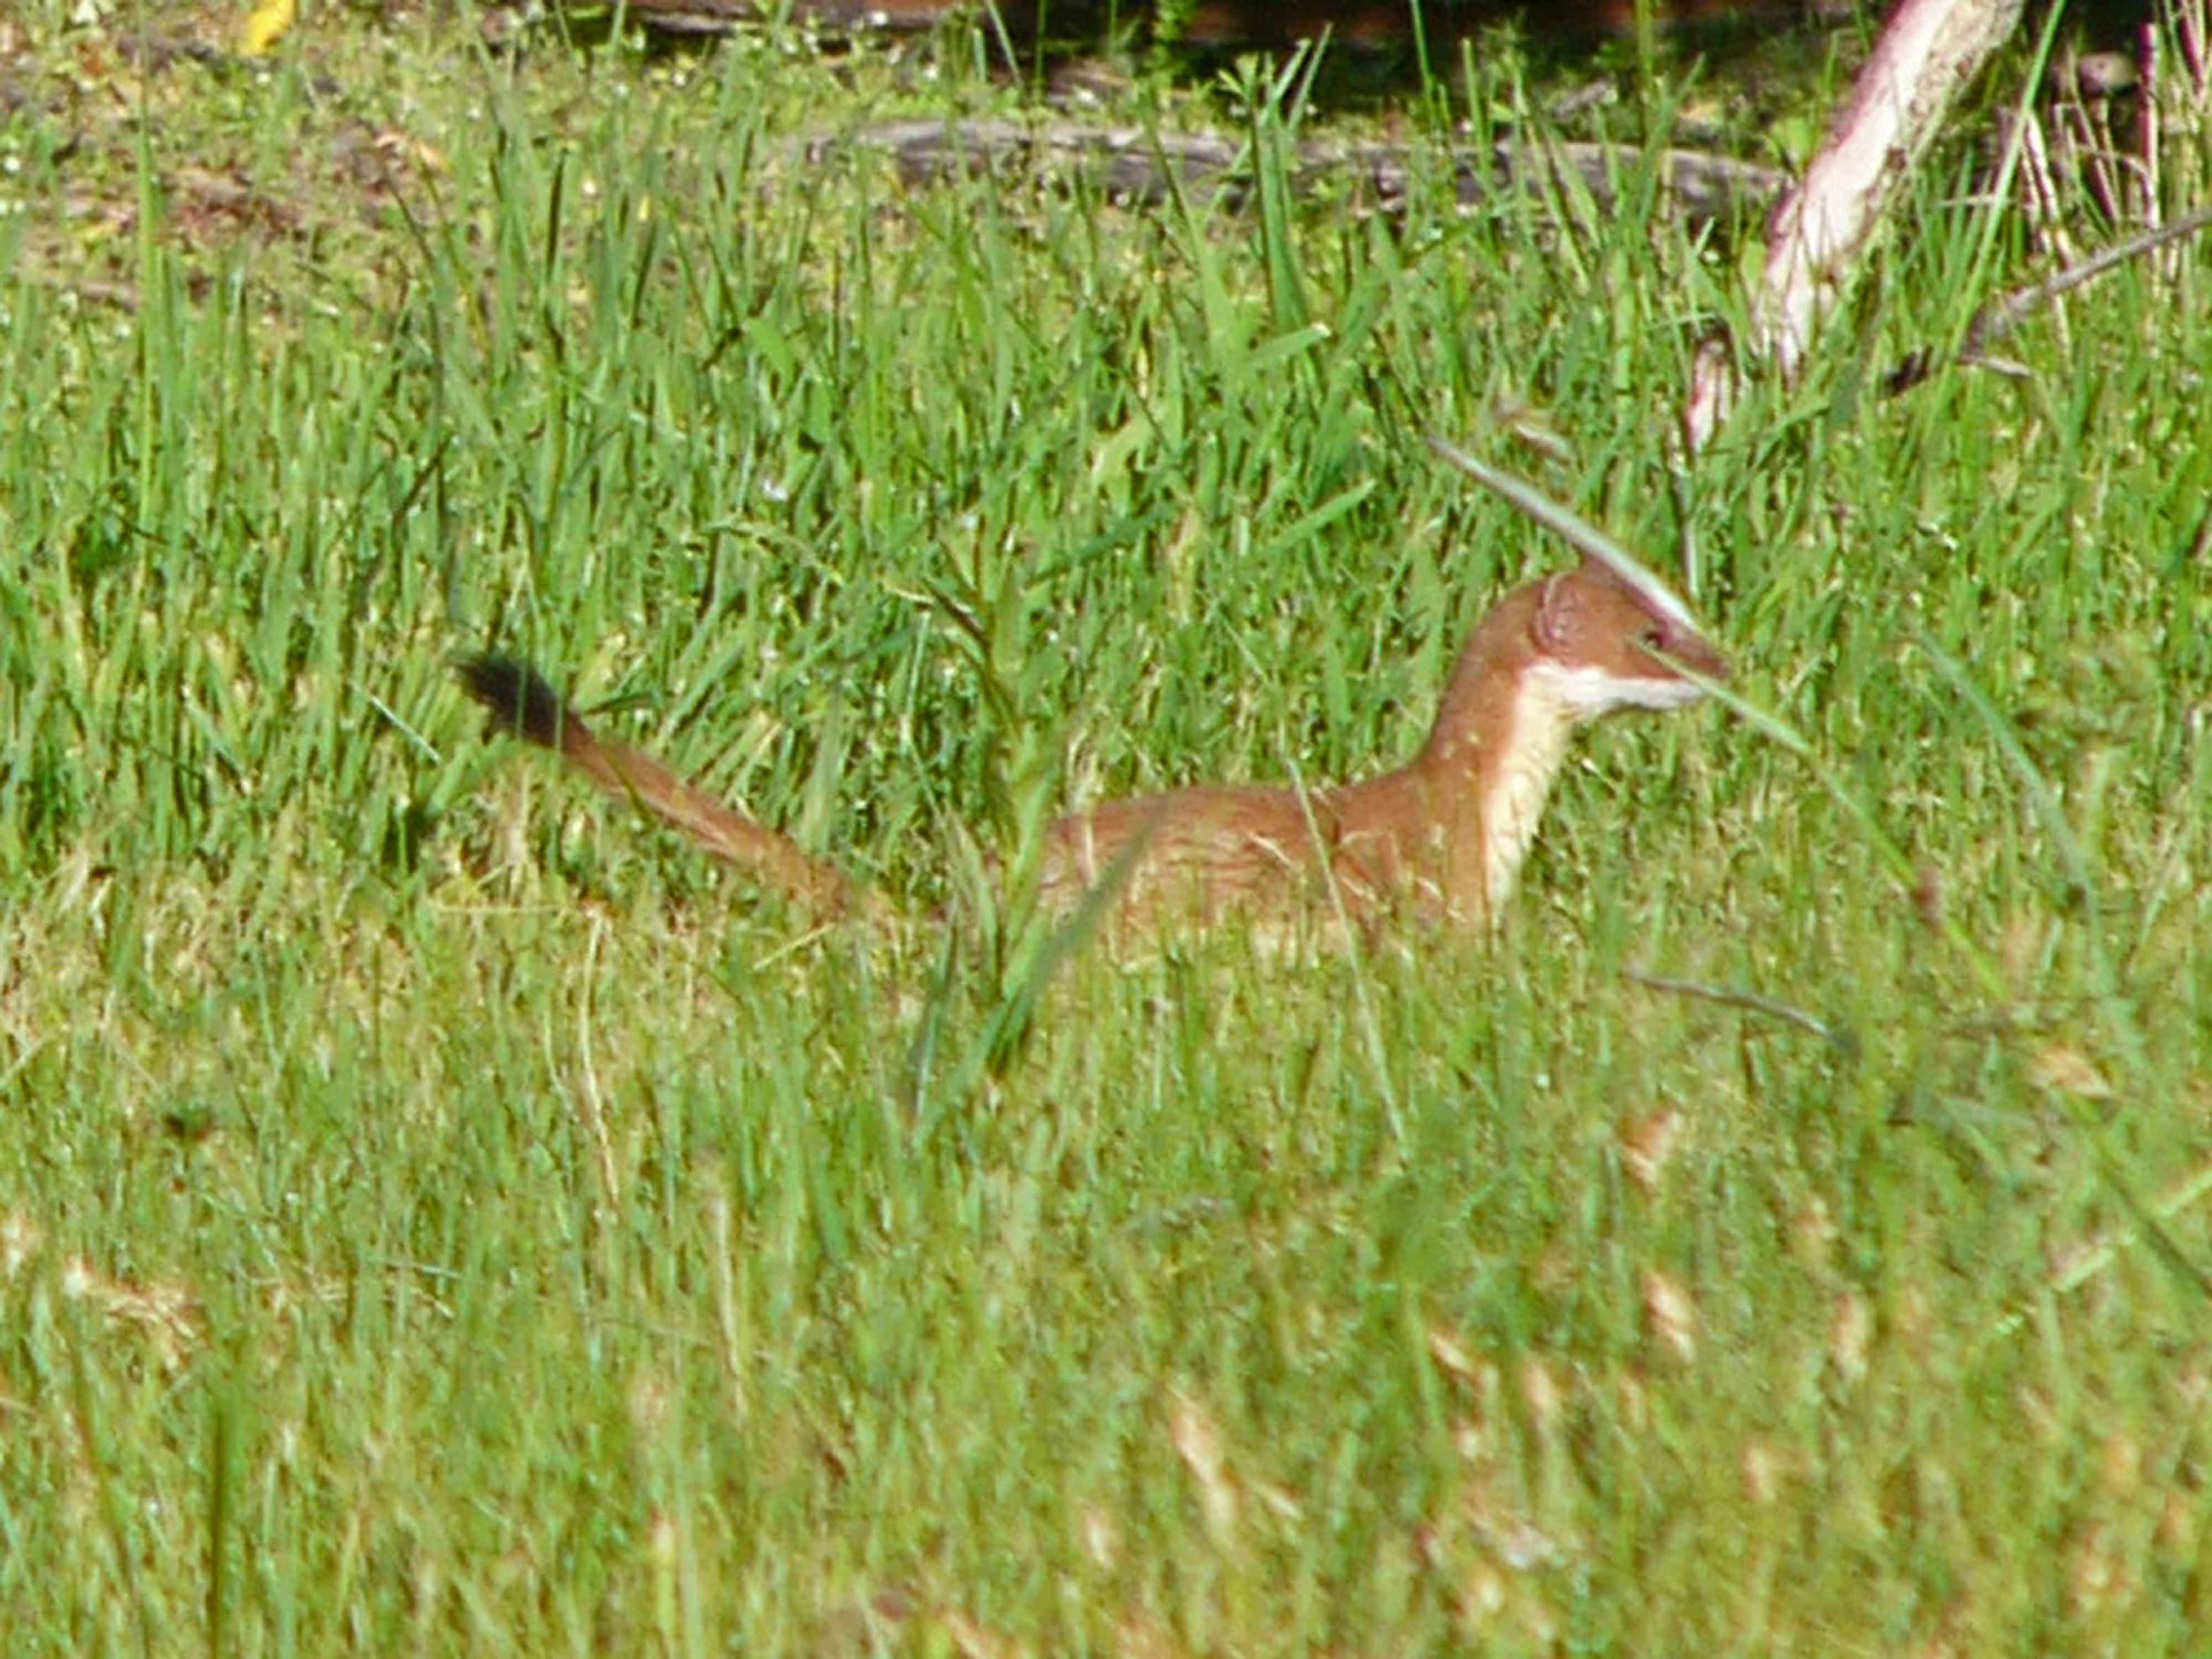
[459,519,1724,938]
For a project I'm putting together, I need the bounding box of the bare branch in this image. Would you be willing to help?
[1886,204,2212,393]
[1686,0,2027,447]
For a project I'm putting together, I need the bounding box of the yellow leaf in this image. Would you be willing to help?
[240,0,297,58]
[2030,1044,2113,1101]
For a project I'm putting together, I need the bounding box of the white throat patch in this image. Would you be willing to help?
[1479,675,1580,912]
[1479,661,1703,912]
[1525,659,1707,718]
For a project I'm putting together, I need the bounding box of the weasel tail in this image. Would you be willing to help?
[458,546,1725,939]
[457,658,876,919]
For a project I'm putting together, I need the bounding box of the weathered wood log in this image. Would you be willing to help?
[806,118,1786,226]
[579,0,1841,47]
[1174,0,1825,47]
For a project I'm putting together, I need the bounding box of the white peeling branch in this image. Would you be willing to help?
[1685,0,2026,449]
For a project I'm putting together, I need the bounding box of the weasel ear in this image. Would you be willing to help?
[1532,572,1576,654]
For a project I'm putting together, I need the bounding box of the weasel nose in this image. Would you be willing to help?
[1650,630,1728,685]
[1671,631,1729,684]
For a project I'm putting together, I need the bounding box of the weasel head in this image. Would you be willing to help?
[1526,555,1727,722]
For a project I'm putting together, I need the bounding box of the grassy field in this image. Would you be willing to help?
[2,3,2209,1653]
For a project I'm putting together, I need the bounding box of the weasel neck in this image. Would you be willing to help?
[1406,599,1582,918]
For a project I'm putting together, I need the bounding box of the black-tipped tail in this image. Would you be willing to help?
[457,656,583,751]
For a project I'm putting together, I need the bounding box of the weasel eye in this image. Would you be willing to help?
[1640,627,1667,652]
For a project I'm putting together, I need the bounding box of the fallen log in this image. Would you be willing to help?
[808,118,1786,226]
[569,0,1846,48]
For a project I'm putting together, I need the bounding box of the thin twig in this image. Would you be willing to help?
[2182,0,2208,102]
[2012,108,2082,275]
[1624,968,1862,1060]
[574,910,622,1215]
[1976,203,2212,343]
[2141,23,2162,229]
[1887,203,2212,392]
[1420,437,1705,635]
[2047,1160,2212,1294]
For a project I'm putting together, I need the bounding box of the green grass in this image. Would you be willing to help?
[1,5,2208,1653]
